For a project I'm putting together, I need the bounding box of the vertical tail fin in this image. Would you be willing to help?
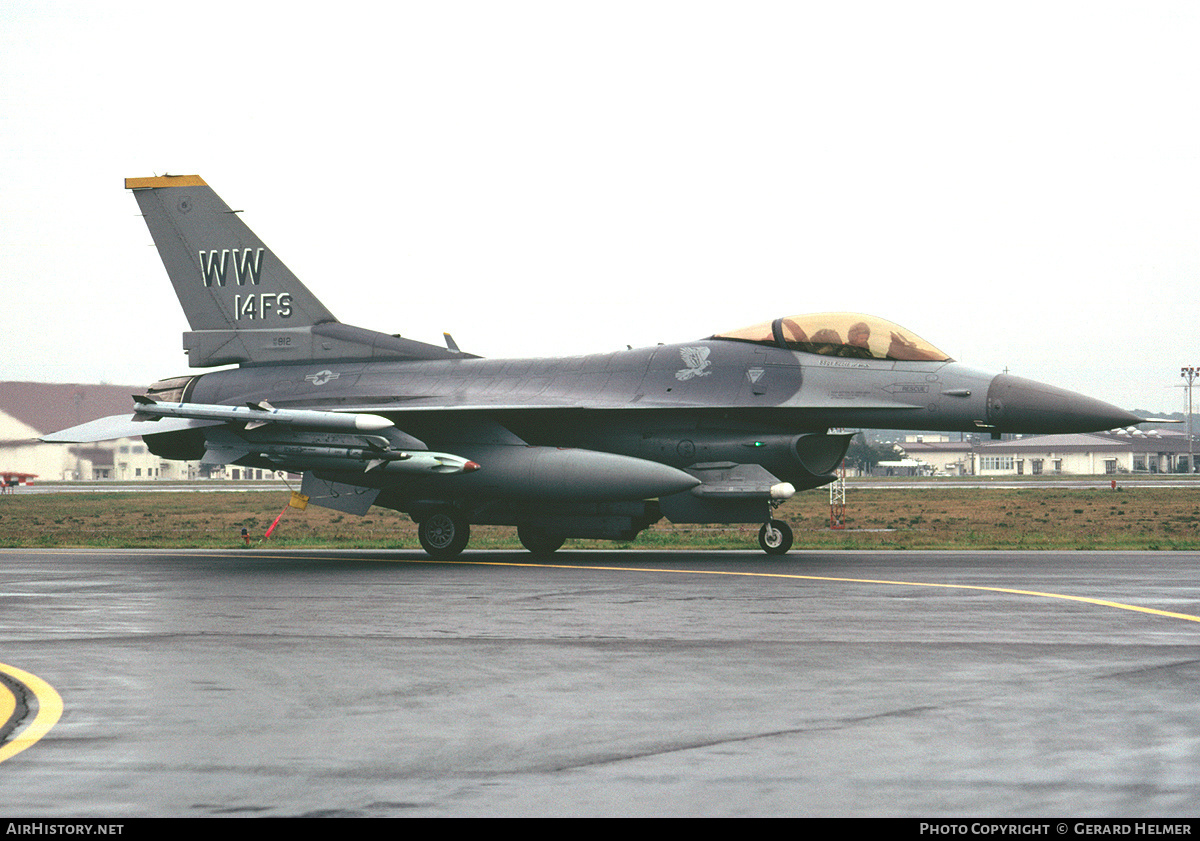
[127,175,455,367]
[127,175,336,333]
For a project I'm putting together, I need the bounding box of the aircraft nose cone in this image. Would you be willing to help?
[986,374,1143,434]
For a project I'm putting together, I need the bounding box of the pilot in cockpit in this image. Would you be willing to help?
[842,322,874,358]
[809,329,843,355]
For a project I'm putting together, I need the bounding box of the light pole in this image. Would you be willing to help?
[1182,367,1198,473]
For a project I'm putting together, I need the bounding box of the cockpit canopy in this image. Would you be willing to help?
[711,313,952,362]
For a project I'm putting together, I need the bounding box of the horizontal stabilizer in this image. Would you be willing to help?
[40,415,220,443]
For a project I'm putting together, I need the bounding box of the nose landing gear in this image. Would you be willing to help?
[758,495,793,555]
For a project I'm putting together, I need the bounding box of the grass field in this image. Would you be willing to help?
[3,483,1200,550]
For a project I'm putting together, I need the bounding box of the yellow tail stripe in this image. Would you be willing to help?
[124,174,207,189]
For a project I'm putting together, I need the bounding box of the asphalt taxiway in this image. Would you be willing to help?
[2,547,1199,817]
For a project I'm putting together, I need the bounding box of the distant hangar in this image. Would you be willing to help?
[896,429,1195,476]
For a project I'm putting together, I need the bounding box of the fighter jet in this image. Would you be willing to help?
[43,175,1149,557]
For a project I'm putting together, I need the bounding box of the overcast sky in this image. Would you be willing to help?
[2,1,1198,413]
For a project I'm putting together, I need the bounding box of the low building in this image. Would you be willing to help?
[973,430,1194,476]
[875,458,929,477]
[894,429,1194,476]
[892,436,975,476]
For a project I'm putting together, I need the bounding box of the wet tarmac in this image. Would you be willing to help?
[2,547,1199,817]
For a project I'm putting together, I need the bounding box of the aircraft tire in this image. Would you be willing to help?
[758,520,793,555]
[517,524,566,556]
[418,510,471,559]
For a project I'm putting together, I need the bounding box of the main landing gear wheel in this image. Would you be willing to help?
[418,510,470,559]
[758,519,793,555]
[518,524,566,556]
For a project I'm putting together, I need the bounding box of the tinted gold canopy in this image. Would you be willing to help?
[712,313,951,361]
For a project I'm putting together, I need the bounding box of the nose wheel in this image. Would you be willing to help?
[758,519,793,555]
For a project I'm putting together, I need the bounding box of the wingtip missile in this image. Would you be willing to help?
[130,399,394,433]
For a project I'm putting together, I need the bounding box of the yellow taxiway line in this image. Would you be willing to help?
[375,557,1200,625]
[121,549,1197,626]
[0,681,14,730]
[0,662,63,764]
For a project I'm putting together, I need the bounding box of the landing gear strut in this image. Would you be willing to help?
[758,496,792,555]
[418,509,470,559]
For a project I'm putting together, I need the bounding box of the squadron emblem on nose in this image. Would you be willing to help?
[676,346,713,381]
